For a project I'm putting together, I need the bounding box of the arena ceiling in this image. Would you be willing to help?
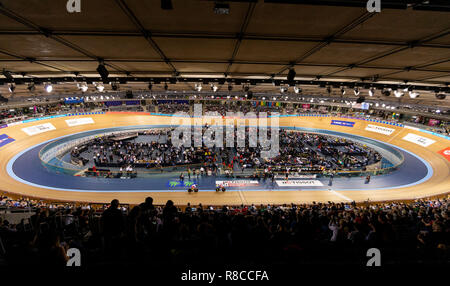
[0,0,449,106]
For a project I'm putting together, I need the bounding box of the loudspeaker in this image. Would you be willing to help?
[287,68,296,82]
[435,93,446,100]
[356,96,365,103]
[0,94,8,103]
[126,90,133,99]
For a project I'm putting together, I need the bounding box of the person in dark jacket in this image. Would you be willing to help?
[101,199,124,252]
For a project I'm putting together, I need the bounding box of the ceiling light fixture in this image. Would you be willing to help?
[8,83,15,93]
[45,83,53,93]
[394,89,404,98]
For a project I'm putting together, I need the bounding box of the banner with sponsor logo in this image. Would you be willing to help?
[0,134,15,148]
[274,174,317,179]
[65,117,94,127]
[438,147,450,161]
[276,180,324,187]
[402,133,435,147]
[331,120,355,127]
[365,124,395,136]
[352,102,370,110]
[21,123,56,136]
[215,180,259,187]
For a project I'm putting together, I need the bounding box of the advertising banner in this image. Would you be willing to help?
[365,124,395,135]
[331,120,355,127]
[402,133,435,147]
[65,117,94,127]
[215,180,259,187]
[276,180,324,187]
[438,147,450,161]
[21,123,56,136]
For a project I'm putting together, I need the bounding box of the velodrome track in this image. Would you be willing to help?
[0,112,449,205]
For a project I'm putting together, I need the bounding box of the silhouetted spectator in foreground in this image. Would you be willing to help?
[101,199,124,252]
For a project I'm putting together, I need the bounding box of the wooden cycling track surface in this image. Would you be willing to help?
[0,112,449,205]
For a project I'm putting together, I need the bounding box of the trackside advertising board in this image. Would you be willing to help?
[331,120,355,127]
[365,124,395,135]
[21,123,56,136]
[402,133,436,147]
[65,117,95,127]
[276,180,324,187]
[215,180,259,187]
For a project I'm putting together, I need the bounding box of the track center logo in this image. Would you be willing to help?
[167,180,196,188]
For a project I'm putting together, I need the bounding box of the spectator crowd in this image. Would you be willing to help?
[0,193,448,267]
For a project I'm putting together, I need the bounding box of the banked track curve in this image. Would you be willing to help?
[0,112,449,205]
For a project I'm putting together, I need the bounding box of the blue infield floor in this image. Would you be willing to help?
[8,131,432,193]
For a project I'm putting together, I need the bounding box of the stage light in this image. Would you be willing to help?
[273,97,277,101]
[354,87,360,96]
[326,86,332,94]
[382,103,386,107]
[27,83,35,92]
[394,89,404,98]
[77,83,88,93]
[96,63,109,82]
[45,83,53,93]
[95,83,104,92]
[340,87,346,95]
[368,87,375,97]
[375,103,379,107]
[111,82,119,91]
[164,83,168,91]
[408,91,419,98]
[228,84,233,92]
[195,83,202,92]
[294,86,302,94]
[211,84,218,92]
[8,83,15,93]
[435,93,446,100]
[280,86,288,93]
[436,109,441,113]
[382,88,391,96]
[391,106,396,110]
